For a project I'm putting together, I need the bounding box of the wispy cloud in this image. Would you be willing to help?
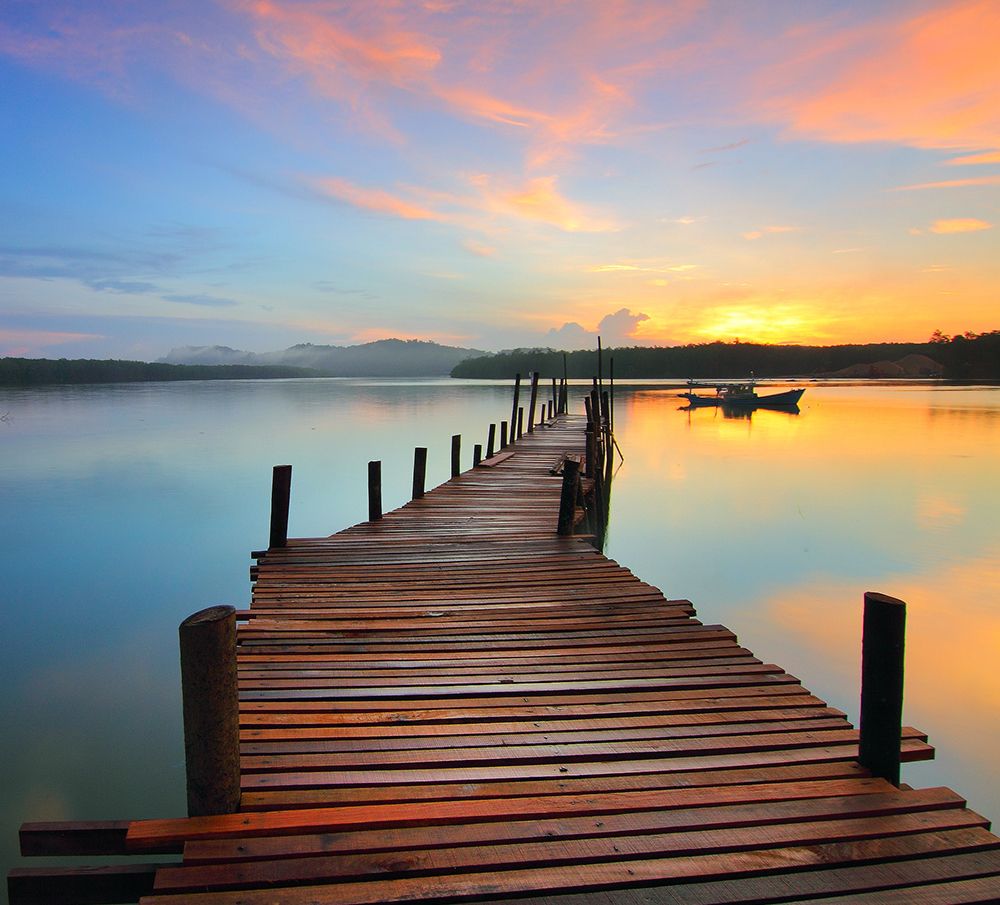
[890,175,1000,190]
[311,173,613,232]
[762,1,1000,151]
[943,150,1000,165]
[929,218,993,233]
[162,293,239,307]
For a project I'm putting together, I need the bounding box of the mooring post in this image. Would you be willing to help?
[269,465,292,549]
[527,371,540,432]
[547,400,553,421]
[473,443,482,467]
[451,435,461,478]
[557,458,581,535]
[179,606,240,817]
[486,424,496,459]
[859,591,907,786]
[585,425,596,478]
[500,421,508,449]
[510,374,521,444]
[517,407,524,438]
[583,394,593,425]
[610,357,615,431]
[412,447,427,500]
[368,460,382,521]
[551,377,558,415]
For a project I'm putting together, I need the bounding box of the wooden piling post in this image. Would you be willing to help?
[510,374,521,444]
[527,371,540,432]
[269,465,292,549]
[517,407,524,438]
[412,447,427,500]
[486,424,496,459]
[368,461,382,521]
[500,421,508,449]
[585,425,596,478]
[451,435,461,478]
[473,443,482,467]
[859,591,906,787]
[547,400,553,421]
[610,357,615,431]
[557,458,581,535]
[551,377,558,416]
[179,606,240,817]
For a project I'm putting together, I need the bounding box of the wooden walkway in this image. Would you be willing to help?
[13,414,1000,904]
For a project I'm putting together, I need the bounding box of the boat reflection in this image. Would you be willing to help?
[679,402,800,418]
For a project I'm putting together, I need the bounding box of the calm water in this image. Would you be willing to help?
[1,378,998,894]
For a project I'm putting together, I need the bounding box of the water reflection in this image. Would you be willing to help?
[604,382,1000,826]
[2,379,998,894]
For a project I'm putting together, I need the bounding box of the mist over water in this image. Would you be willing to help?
[2,378,998,897]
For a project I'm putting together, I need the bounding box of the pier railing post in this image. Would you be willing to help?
[269,465,292,549]
[527,371,540,432]
[368,460,382,521]
[510,374,521,444]
[859,591,906,786]
[179,606,240,817]
[451,435,461,478]
[412,447,427,500]
[557,458,581,535]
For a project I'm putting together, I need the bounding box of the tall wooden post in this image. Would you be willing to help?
[517,407,524,438]
[598,336,603,389]
[368,461,382,521]
[486,424,496,458]
[562,353,569,413]
[500,421,508,449]
[557,458,581,535]
[510,374,521,444]
[609,357,615,431]
[179,606,240,817]
[269,465,292,549]
[451,435,461,478]
[527,371,540,432]
[412,447,427,500]
[585,426,596,478]
[473,443,482,467]
[551,377,558,416]
[859,591,906,786]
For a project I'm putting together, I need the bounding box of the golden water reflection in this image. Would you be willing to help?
[605,382,1000,823]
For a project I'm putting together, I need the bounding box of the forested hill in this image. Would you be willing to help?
[450,332,1000,381]
[0,358,320,386]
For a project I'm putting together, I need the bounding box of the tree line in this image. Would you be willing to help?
[0,358,320,386]
[450,331,1000,381]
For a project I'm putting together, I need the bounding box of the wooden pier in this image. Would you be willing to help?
[11,412,1000,904]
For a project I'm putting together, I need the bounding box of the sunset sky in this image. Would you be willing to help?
[1,0,998,358]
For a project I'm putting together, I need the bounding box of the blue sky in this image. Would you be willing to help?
[1,0,998,358]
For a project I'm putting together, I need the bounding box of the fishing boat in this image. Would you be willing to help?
[679,379,805,409]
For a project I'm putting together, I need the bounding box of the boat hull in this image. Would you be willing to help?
[679,387,805,408]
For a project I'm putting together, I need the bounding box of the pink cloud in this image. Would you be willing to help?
[763,1,1000,150]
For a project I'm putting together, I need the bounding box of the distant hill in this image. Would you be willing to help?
[450,332,1000,380]
[161,339,484,377]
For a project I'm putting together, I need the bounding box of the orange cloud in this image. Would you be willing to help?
[491,176,613,232]
[316,177,446,221]
[943,150,1000,165]
[769,0,1000,150]
[929,218,994,233]
[890,175,1000,190]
